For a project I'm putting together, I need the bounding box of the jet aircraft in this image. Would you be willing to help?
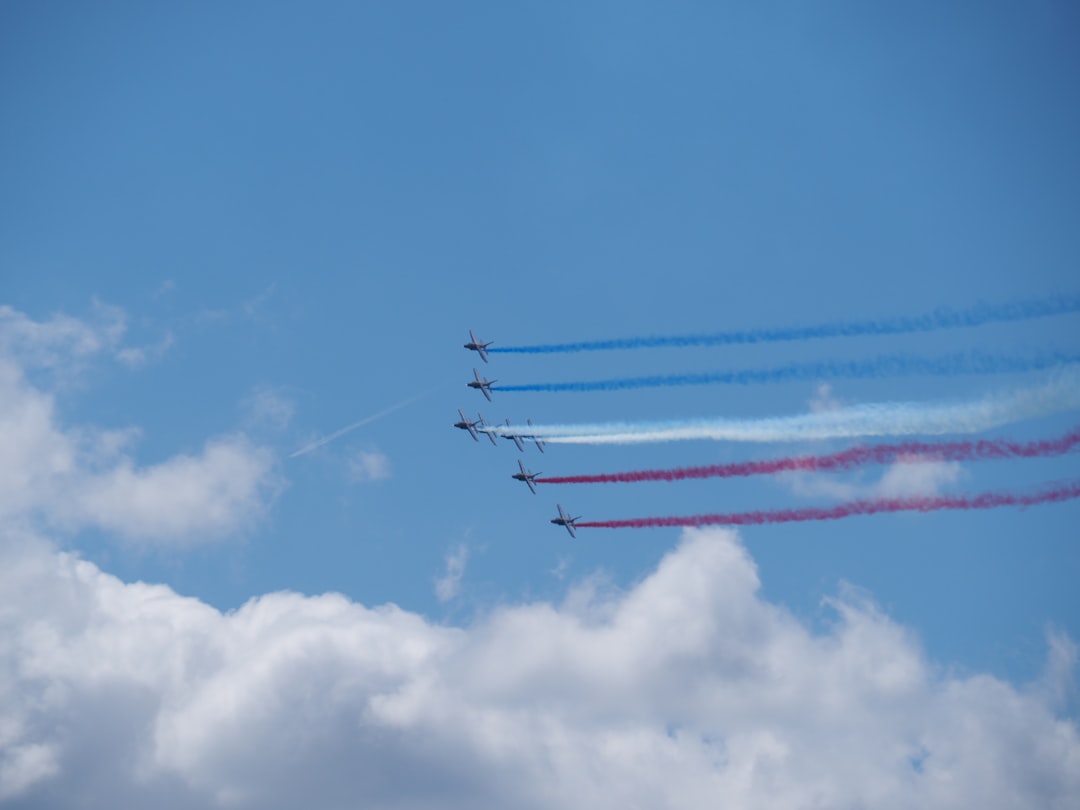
[512,459,541,494]
[464,329,492,363]
[453,409,482,441]
[476,412,499,446]
[550,504,581,538]
[501,418,525,452]
[467,368,496,402]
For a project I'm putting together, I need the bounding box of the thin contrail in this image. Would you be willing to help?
[483,367,1080,445]
[488,292,1080,355]
[492,351,1080,394]
[576,479,1080,529]
[289,391,431,458]
[537,426,1080,485]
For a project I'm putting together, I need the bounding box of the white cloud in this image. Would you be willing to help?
[435,544,468,602]
[873,456,963,498]
[785,456,965,502]
[808,382,844,413]
[153,279,177,298]
[0,300,126,371]
[0,299,173,374]
[348,449,391,482]
[242,282,277,318]
[242,386,296,432]
[0,306,278,547]
[1,530,1076,809]
[64,436,276,543]
[115,331,176,369]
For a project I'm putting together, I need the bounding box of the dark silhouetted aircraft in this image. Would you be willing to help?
[550,504,581,538]
[453,409,482,441]
[512,459,541,494]
[467,368,496,401]
[464,329,492,363]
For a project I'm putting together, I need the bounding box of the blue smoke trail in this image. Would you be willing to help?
[492,351,1080,393]
[488,293,1080,355]
[482,366,1080,445]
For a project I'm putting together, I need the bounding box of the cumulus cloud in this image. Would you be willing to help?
[0,300,126,371]
[0,530,1076,809]
[786,456,965,502]
[348,449,391,483]
[115,332,176,369]
[872,456,964,497]
[0,299,173,374]
[242,386,296,432]
[808,382,844,413]
[434,544,468,602]
[0,306,277,546]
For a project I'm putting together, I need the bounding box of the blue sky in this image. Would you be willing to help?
[2,3,1079,806]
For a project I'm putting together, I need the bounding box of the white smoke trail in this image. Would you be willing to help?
[487,367,1080,445]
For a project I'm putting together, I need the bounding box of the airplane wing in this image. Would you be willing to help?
[505,419,524,451]
[527,419,545,453]
[478,412,498,445]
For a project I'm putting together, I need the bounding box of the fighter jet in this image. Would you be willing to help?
[526,418,545,453]
[550,504,581,538]
[512,459,541,494]
[501,418,525,452]
[476,412,499,446]
[464,329,492,363]
[453,409,482,441]
[467,368,496,402]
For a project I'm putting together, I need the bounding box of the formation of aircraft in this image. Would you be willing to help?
[454,410,498,445]
[550,504,581,538]
[464,329,492,363]
[512,459,541,494]
[467,368,496,401]
[459,331,576,537]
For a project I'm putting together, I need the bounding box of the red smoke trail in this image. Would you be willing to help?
[538,427,1080,485]
[576,480,1080,529]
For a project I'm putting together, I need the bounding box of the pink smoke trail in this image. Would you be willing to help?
[576,480,1080,529]
[538,427,1080,485]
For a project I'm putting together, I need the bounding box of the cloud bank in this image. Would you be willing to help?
[1,530,1077,809]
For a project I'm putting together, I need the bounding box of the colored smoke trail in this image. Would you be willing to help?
[576,480,1080,529]
[484,366,1080,445]
[488,293,1080,355]
[492,351,1080,394]
[537,426,1080,484]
